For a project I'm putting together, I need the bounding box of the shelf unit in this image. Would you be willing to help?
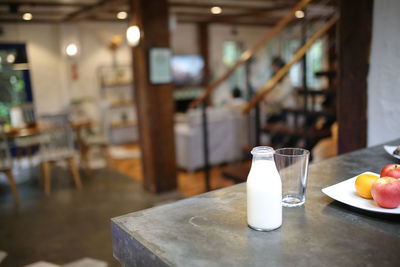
[98,65,138,145]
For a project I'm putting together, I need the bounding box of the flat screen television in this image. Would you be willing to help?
[171,55,204,88]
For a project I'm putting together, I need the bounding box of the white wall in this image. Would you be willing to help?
[171,23,199,54]
[0,24,67,114]
[0,22,131,116]
[368,0,400,146]
[208,24,270,105]
[1,21,272,114]
[171,23,270,105]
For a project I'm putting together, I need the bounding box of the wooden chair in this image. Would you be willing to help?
[14,103,41,168]
[80,102,111,172]
[0,125,19,203]
[39,113,82,196]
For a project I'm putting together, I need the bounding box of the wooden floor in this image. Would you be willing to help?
[108,144,236,197]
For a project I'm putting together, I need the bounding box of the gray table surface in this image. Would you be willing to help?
[111,140,400,267]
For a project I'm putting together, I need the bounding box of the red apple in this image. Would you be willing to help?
[371,177,400,209]
[380,164,400,179]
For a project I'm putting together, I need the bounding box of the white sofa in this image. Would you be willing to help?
[174,107,249,171]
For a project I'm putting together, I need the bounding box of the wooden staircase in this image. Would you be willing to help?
[222,69,338,183]
[186,0,339,189]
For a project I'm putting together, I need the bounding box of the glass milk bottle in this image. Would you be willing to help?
[247,146,282,231]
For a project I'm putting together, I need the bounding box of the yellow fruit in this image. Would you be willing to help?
[355,173,379,199]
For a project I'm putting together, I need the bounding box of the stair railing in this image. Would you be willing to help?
[187,0,314,192]
[243,13,339,114]
[189,0,313,110]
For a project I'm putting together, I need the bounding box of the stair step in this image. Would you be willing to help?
[0,251,6,264]
[63,257,108,267]
[261,123,332,139]
[314,70,337,78]
[24,262,61,267]
[295,88,336,96]
[221,162,251,183]
[241,146,253,156]
[281,108,336,118]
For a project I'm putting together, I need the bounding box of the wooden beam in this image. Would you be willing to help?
[0,11,71,16]
[169,1,295,12]
[131,0,177,193]
[0,1,90,7]
[0,18,61,23]
[63,0,110,22]
[198,23,210,88]
[171,4,292,20]
[178,19,275,27]
[208,4,292,21]
[337,0,372,153]
[177,14,278,26]
[243,13,339,113]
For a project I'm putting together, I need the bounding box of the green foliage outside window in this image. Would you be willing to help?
[222,41,245,92]
[0,59,27,120]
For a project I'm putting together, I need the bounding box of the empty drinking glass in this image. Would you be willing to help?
[274,148,310,207]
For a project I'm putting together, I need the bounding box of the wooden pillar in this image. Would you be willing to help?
[198,22,211,105]
[130,0,177,193]
[338,0,373,154]
[198,23,210,87]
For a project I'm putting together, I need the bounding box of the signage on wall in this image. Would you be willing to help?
[149,47,172,84]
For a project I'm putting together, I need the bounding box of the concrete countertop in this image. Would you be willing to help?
[111,140,400,267]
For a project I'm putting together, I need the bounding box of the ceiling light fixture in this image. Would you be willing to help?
[66,43,78,57]
[117,11,128,20]
[22,12,32,21]
[6,54,15,63]
[295,10,304,19]
[126,25,141,47]
[210,6,222,15]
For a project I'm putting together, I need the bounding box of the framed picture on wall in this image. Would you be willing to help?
[149,47,172,84]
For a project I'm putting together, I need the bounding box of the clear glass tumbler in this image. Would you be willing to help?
[274,148,310,207]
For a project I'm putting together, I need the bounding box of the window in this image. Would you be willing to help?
[222,41,245,92]
[0,43,33,122]
[288,39,324,89]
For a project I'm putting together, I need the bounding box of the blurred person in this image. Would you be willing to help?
[263,56,297,123]
[262,56,297,146]
[230,86,246,107]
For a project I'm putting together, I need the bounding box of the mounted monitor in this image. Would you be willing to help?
[171,55,204,88]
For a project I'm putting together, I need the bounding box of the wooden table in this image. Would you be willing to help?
[4,120,92,139]
[71,120,93,175]
[111,139,400,267]
[4,124,42,139]
[4,120,93,173]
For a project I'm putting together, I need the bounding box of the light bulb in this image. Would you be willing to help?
[7,54,15,63]
[210,6,222,15]
[126,26,141,47]
[66,43,78,57]
[22,13,33,21]
[117,11,128,20]
[295,10,305,19]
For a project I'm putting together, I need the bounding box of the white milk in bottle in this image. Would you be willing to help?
[247,146,282,231]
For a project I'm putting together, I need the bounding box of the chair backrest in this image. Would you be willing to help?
[83,101,110,141]
[39,113,75,160]
[9,103,36,128]
[0,125,12,170]
[99,101,110,140]
[21,103,37,127]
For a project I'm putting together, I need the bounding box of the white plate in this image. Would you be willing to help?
[383,145,400,160]
[321,172,400,214]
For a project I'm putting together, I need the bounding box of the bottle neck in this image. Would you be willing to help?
[252,154,274,163]
[250,146,275,163]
